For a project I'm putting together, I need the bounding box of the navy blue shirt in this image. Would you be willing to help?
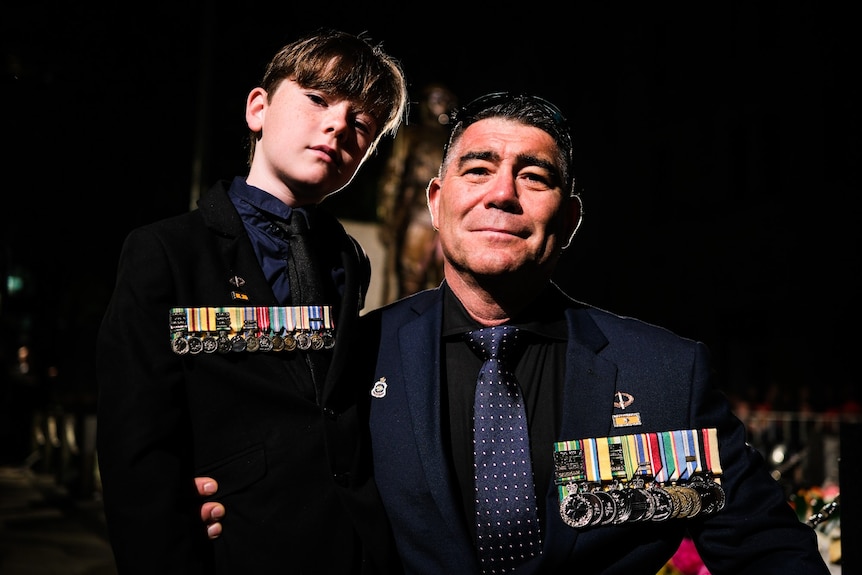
[227,176,327,305]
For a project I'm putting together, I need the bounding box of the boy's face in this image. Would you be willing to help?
[246,79,379,205]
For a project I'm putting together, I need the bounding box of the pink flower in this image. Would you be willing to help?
[670,537,710,575]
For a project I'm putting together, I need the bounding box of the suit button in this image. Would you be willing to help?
[323,407,337,420]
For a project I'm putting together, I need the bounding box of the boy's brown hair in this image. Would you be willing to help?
[248,28,408,164]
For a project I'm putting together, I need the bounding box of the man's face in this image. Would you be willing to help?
[428,117,580,284]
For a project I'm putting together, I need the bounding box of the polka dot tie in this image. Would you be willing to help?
[466,325,542,574]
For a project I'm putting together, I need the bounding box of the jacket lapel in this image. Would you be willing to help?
[539,306,619,565]
[399,292,477,546]
[198,181,277,306]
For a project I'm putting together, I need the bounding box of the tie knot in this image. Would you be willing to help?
[286,210,311,235]
[465,325,520,362]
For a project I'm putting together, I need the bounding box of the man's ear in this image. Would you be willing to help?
[427,177,442,230]
[561,194,584,250]
[245,87,267,132]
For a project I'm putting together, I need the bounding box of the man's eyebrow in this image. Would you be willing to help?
[459,149,560,176]
[453,149,563,186]
[456,150,499,167]
[517,154,559,177]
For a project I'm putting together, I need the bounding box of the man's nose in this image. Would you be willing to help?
[485,173,519,207]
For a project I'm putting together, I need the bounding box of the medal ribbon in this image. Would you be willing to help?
[256,306,269,335]
[706,428,722,478]
[680,429,699,479]
[648,433,664,483]
[215,308,231,333]
[553,429,721,490]
[171,307,334,338]
[169,308,187,336]
[204,307,215,334]
[583,437,600,485]
[634,433,652,478]
[553,439,585,498]
[228,308,244,333]
[607,436,627,482]
[662,431,679,482]
[621,434,638,480]
[185,307,201,333]
[671,430,688,481]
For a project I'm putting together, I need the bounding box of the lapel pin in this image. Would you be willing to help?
[613,392,634,409]
[229,275,246,287]
[371,377,388,399]
[612,391,641,427]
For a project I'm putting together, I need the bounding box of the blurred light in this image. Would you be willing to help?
[770,444,787,465]
[7,274,23,294]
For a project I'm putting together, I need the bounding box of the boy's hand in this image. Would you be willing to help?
[195,477,224,540]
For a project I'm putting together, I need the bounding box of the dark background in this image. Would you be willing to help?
[2,2,859,407]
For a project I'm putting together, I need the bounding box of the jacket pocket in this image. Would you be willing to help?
[197,443,266,497]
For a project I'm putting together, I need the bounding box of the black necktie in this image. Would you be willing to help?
[282,210,325,305]
[466,325,542,574]
[279,209,329,402]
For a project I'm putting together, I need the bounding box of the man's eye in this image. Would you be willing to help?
[521,171,554,186]
[464,166,490,176]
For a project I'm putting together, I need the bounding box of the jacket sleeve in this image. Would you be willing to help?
[96,227,210,575]
[686,342,829,574]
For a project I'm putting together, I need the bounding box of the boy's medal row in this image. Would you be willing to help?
[169,306,335,354]
[553,428,725,528]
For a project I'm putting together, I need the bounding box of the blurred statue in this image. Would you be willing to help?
[377,83,458,303]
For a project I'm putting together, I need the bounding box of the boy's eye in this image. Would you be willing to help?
[354,118,371,134]
[354,114,378,136]
[306,93,327,106]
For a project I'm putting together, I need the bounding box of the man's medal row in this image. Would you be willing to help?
[169,306,335,354]
[553,428,725,528]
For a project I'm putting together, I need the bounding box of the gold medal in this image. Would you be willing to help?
[246,335,260,352]
[271,334,285,352]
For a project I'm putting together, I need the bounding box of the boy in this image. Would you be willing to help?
[96,29,407,574]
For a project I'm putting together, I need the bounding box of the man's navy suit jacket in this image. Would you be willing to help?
[359,284,828,575]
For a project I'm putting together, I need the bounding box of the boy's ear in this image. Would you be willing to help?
[246,87,267,132]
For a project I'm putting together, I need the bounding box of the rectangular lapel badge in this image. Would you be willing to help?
[612,412,642,428]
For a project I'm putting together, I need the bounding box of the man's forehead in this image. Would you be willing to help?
[457,118,559,159]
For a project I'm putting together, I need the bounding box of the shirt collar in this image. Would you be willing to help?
[227,176,315,225]
[441,281,569,341]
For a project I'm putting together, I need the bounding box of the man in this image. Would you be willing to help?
[199,92,829,574]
